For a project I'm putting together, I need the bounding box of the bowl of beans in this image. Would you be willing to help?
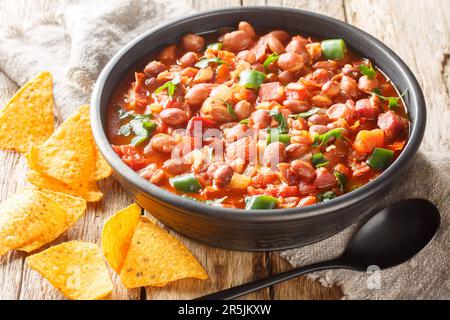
[91,7,426,250]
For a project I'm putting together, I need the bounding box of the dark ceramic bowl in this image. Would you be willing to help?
[91,7,426,251]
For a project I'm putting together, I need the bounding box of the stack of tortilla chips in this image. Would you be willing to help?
[0,72,114,299]
[0,72,207,299]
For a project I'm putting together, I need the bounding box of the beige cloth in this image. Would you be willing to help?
[0,0,448,300]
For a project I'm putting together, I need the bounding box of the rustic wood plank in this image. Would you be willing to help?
[0,0,139,300]
[0,0,58,301]
[344,0,450,153]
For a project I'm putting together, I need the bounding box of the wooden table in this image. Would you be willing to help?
[0,0,448,300]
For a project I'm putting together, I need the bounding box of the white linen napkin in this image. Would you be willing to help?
[0,0,448,299]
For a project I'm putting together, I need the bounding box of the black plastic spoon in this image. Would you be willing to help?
[197,198,440,300]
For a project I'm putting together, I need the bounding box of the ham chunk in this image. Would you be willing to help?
[377,111,408,138]
[258,82,285,102]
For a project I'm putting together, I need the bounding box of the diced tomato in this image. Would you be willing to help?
[215,64,231,84]
[112,145,150,171]
[298,196,317,207]
[353,129,385,153]
[247,186,278,197]
[217,50,236,67]
[250,172,280,188]
[181,67,199,78]
[278,185,300,197]
[285,83,312,101]
[258,82,285,103]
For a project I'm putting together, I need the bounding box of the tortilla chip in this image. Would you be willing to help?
[0,189,68,255]
[38,189,87,227]
[101,204,141,273]
[26,105,103,201]
[26,241,113,300]
[27,169,103,202]
[94,147,112,181]
[0,72,54,153]
[119,216,207,288]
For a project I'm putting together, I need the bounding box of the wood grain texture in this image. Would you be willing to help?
[1,0,448,300]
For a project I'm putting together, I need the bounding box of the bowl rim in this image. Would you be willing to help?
[91,6,426,223]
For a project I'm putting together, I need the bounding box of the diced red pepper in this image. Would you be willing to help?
[112,145,150,171]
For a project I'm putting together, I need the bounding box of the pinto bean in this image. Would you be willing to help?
[238,21,256,38]
[309,124,330,136]
[340,75,359,98]
[311,95,333,107]
[144,61,167,77]
[283,100,309,113]
[355,98,379,119]
[326,103,354,121]
[150,134,175,153]
[179,52,198,67]
[210,103,235,123]
[277,52,305,72]
[290,117,309,131]
[159,108,188,127]
[267,30,290,43]
[263,142,286,167]
[278,70,296,85]
[236,50,256,64]
[185,83,211,105]
[182,33,205,52]
[214,164,234,187]
[223,30,251,52]
[358,75,379,92]
[322,80,340,97]
[314,167,337,190]
[308,113,329,125]
[285,143,310,159]
[267,36,284,54]
[291,160,316,181]
[193,66,214,83]
[162,158,191,175]
[234,100,253,119]
[251,109,271,129]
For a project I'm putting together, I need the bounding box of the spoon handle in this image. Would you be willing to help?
[196,258,347,300]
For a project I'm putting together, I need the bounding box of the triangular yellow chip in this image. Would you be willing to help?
[119,216,207,288]
[94,147,112,181]
[38,189,87,227]
[26,241,113,300]
[101,203,141,273]
[26,105,103,201]
[0,189,68,256]
[0,72,54,153]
